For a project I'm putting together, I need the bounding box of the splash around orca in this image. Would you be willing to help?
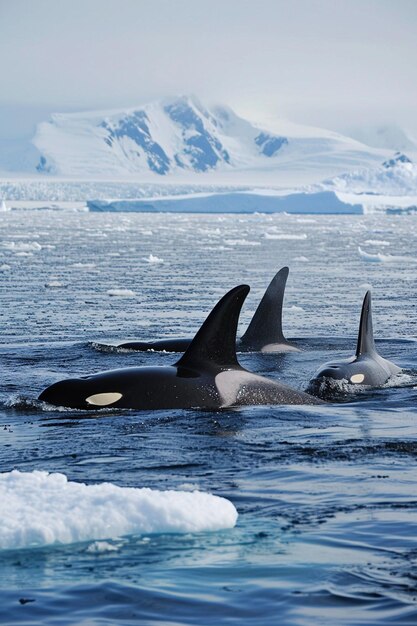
[39,285,321,411]
[308,291,401,393]
[119,267,299,353]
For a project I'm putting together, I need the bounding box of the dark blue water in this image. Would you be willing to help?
[1,211,417,625]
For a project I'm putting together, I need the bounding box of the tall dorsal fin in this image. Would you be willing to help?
[240,267,290,348]
[176,285,249,370]
[356,291,376,356]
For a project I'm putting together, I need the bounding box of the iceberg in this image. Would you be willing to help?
[88,190,363,214]
[0,470,238,550]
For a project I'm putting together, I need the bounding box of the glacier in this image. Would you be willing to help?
[87,190,363,214]
[1,97,417,214]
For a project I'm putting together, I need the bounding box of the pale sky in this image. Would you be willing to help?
[0,0,416,135]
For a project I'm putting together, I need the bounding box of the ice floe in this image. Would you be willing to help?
[0,470,238,551]
[107,288,136,297]
[358,246,417,264]
[143,254,164,263]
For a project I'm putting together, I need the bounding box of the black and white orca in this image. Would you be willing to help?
[309,291,401,390]
[119,267,299,353]
[39,285,320,411]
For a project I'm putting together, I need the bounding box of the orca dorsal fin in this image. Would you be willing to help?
[240,267,290,348]
[176,285,250,370]
[356,291,376,356]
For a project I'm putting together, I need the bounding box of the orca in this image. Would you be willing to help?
[39,285,321,410]
[309,291,401,390]
[119,267,299,353]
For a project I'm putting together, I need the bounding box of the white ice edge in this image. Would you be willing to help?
[0,470,238,551]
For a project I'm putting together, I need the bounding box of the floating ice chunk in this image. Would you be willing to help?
[143,254,164,263]
[224,239,260,246]
[0,470,238,551]
[293,256,309,262]
[358,247,384,263]
[72,263,96,269]
[45,280,65,288]
[0,264,11,271]
[358,246,416,263]
[2,241,42,252]
[264,233,307,240]
[86,541,121,554]
[107,289,136,297]
[364,240,390,246]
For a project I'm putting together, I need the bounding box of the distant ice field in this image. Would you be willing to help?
[1,210,417,625]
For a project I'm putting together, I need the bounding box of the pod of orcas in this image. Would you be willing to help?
[38,268,401,411]
[39,285,321,410]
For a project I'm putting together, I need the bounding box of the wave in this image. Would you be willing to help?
[89,341,131,353]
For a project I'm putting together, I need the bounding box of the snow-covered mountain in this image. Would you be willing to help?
[321,152,417,196]
[34,96,288,177]
[343,124,417,154]
[32,96,385,181]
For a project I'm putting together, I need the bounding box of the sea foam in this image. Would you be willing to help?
[0,471,238,551]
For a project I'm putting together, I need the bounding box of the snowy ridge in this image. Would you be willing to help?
[34,96,289,177]
[0,470,238,550]
[321,152,417,196]
[32,95,384,179]
[344,124,417,153]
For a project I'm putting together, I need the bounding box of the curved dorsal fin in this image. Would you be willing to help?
[356,291,376,356]
[176,285,249,370]
[240,267,289,348]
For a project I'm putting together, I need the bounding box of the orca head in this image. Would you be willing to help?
[310,291,400,391]
[312,357,369,385]
[39,376,124,410]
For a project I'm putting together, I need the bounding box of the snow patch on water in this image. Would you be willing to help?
[224,239,260,246]
[143,254,164,264]
[0,471,238,551]
[2,241,42,252]
[358,246,417,264]
[72,262,96,269]
[107,288,136,297]
[364,239,390,246]
[264,232,307,240]
[86,540,121,554]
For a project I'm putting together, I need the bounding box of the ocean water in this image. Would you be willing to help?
[1,210,417,625]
